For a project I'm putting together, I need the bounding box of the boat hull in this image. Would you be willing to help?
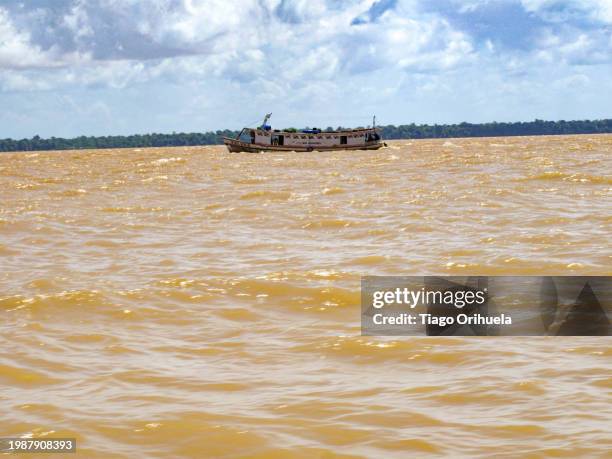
[223,137,385,153]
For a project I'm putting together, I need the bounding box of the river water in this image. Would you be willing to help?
[1,135,611,457]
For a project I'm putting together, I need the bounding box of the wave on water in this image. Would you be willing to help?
[151,157,186,166]
[520,171,611,184]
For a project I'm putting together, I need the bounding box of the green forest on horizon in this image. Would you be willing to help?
[1,118,611,152]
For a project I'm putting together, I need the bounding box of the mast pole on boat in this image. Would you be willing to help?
[261,113,272,129]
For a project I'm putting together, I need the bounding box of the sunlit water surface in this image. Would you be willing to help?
[1,135,611,458]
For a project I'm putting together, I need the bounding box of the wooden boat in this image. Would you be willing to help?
[223,114,385,153]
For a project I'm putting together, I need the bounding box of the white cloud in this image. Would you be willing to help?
[521,0,612,23]
[534,26,612,65]
[0,8,60,69]
[0,0,479,93]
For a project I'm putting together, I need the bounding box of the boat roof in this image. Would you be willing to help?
[249,127,379,135]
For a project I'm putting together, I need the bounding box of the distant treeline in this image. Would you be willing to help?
[0,131,238,152]
[1,119,611,152]
[378,119,612,140]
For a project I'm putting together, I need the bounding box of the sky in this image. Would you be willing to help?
[0,0,611,138]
